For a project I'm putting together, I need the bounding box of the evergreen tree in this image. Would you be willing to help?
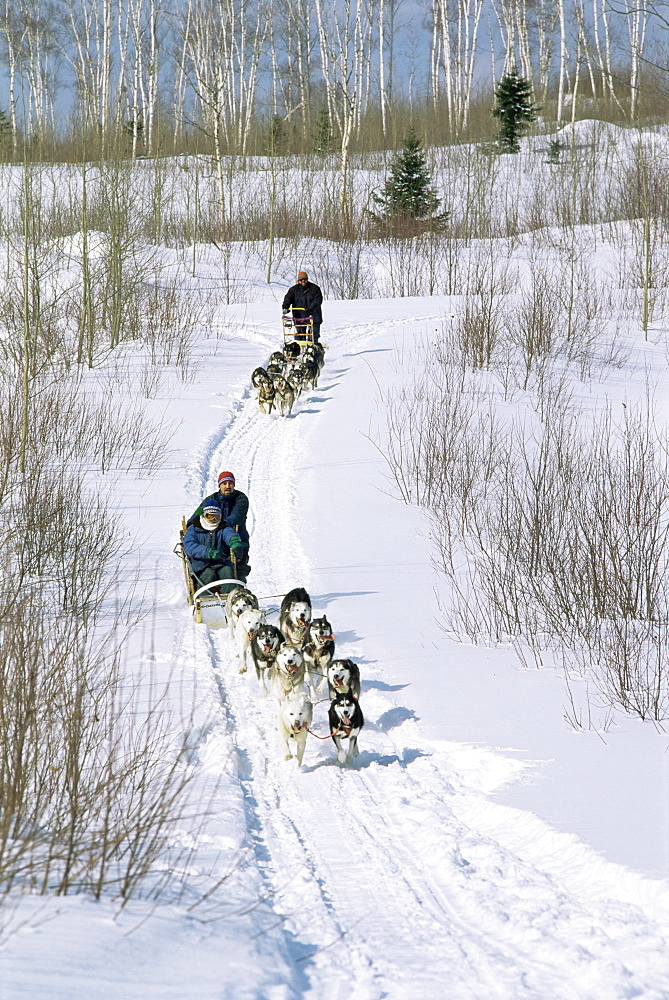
[492,71,539,153]
[314,109,331,154]
[265,114,286,156]
[369,128,444,234]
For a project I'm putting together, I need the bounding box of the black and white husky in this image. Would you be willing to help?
[328,693,364,764]
[302,616,335,698]
[279,587,312,646]
[326,659,361,701]
[250,623,284,690]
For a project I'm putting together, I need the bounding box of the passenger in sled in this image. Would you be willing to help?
[183,502,249,593]
[186,470,250,589]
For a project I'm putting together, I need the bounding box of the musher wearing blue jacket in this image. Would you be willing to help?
[185,471,250,585]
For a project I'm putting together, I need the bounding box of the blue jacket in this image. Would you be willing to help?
[188,489,249,546]
[183,520,236,574]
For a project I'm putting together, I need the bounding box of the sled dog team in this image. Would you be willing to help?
[251,341,326,417]
[227,585,364,767]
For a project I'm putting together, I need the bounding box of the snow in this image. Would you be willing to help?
[1,210,669,998]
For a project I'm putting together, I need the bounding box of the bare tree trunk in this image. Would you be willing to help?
[626,0,648,120]
[379,0,387,137]
[436,0,484,136]
[557,0,568,122]
[315,0,369,222]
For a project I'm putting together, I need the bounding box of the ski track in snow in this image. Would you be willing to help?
[185,320,669,1000]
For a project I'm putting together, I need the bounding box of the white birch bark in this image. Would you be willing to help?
[435,0,484,135]
[315,0,369,215]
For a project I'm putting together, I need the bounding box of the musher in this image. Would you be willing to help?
[187,471,250,576]
[282,271,323,342]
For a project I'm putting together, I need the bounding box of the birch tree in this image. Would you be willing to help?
[61,0,119,140]
[624,0,648,119]
[0,0,25,150]
[315,0,371,217]
[432,0,485,136]
[178,0,267,157]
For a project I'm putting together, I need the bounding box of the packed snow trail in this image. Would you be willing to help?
[184,318,669,1000]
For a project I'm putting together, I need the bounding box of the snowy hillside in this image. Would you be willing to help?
[1,279,668,998]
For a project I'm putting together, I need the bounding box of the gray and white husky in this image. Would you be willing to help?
[279,587,312,646]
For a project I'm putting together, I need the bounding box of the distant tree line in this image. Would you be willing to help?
[0,0,664,160]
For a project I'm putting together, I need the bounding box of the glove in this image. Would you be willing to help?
[282,308,289,315]
[208,547,222,561]
[228,534,244,556]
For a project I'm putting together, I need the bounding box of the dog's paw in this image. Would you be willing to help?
[337,751,347,764]
[284,753,293,761]
[239,666,247,674]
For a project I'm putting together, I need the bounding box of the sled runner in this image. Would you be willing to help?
[175,517,247,628]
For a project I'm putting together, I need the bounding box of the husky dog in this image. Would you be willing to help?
[306,341,325,369]
[270,642,306,701]
[290,364,306,399]
[273,375,296,417]
[250,622,284,690]
[284,340,301,360]
[277,692,313,766]
[226,587,259,638]
[279,587,312,646]
[326,659,361,701]
[328,692,364,764]
[236,607,266,673]
[302,616,335,698]
[268,350,286,368]
[300,356,320,390]
[257,376,275,414]
[251,366,270,388]
[303,347,323,387]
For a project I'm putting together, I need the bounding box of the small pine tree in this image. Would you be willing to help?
[0,109,12,161]
[314,108,331,154]
[369,128,444,235]
[492,71,539,153]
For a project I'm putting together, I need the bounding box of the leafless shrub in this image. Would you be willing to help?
[451,293,508,370]
[0,596,197,901]
[0,410,194,901]
[142,279,214,381]
[442,406,669,718]
[508,270,561,387]
[0,379,174,481]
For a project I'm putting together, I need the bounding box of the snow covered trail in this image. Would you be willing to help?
[183,317,669,1000]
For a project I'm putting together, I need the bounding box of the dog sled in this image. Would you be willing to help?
[175,517,247,628]
[282,307,315,347]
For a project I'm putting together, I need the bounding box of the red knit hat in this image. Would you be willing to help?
[218,471,235,486]
[297,271,308,280]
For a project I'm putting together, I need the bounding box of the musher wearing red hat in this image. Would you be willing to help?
[282,271,323,342]
[187,470,250,578]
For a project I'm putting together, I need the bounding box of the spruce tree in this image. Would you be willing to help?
[314,109,331,154]
[369,128,444,234]
[492,71,539,153]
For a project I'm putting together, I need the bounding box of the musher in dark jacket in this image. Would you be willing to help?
[282,271,323,342]
[187,471,250,577]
